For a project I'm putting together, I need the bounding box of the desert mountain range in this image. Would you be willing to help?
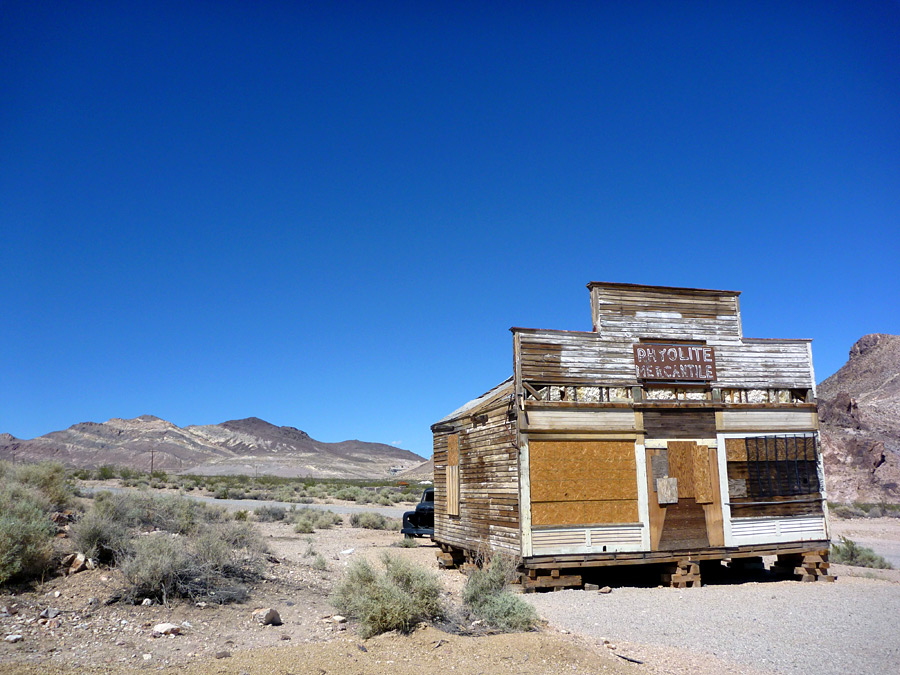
[0,416,426,480]
[818,333,900,502]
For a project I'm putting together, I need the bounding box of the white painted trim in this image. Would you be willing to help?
[645,438,717,449]
[519,434,533,557]
[634,441,651,550]
[807,342,817,399]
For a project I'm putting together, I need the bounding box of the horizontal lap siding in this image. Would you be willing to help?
[517,330,814,390]
[519,331,633,384]
[433,405,521,556]
[591,287,742,341]
[715,342,814,389]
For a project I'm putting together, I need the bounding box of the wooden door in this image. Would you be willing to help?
[645,442,724,551]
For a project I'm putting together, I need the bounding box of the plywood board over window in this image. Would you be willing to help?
[529,440,639,527]
[446,434,460,517]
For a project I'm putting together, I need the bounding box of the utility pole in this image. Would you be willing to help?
[150,446,155,475]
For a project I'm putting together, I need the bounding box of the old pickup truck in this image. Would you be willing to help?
[400,487,434,538]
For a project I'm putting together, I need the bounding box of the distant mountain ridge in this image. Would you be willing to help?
[818,334,900,502]
[0,415,426,479]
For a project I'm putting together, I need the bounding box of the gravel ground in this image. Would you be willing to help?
[525,576,900,675]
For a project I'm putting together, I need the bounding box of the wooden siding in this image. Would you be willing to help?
[589,284,742,341]
[523,409,637,433]
[643,410,717,439]
[433,403,520,556]
[516,329,814,390]
[719,410,818,432]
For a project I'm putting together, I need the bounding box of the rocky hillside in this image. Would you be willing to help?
[818,334,900,502]
[0,415,425,479]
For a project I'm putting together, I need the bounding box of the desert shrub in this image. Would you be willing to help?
[12,461,71,509]
[462,556,536,632]
[287,507,342,531]
[830,504,866,519]
[831,536,893,569]
[71,510,129,563]
[119,521,266,604]
[118,467,140,480]
[92,491,226,534]
[71,468,93,480]
[350,512,399,531]
[0,461,75,585]
[0,484,56,584]
[312,554,328,571]
[293,518,314,534]
[96,465,117,480]
[214,486,229,499]
[254,505,287,522]
[395,537,418,548]
[332,553,443,637]
[150,470,168,482]
[867,506,885,518]
[234,510,248,521]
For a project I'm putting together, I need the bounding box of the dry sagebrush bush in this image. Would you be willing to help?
[331,553,443,637]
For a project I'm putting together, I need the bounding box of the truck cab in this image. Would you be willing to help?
[400,487,434,538]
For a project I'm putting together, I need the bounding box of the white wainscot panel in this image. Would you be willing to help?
[531,524,644,555]
[729,516,827,546]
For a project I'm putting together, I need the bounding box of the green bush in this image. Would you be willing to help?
[350,512,399,530]
[234,510,249,521]
[395,537,418,548]
[462,556,536,632]
[332,553,443,637]
[118,467,140,480]
[831,536,893,569]
[96,465,118,480]
[312,553,328,571]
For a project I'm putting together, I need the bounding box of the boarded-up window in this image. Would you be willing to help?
[446,434,460,517]
[529,440,639,526]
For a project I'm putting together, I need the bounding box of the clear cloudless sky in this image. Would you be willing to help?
[2,1,898,458]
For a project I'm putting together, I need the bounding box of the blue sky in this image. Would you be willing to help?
[2,1,898,458]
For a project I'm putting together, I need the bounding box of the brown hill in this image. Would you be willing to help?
[818,334,900,502]
[0,415,424,479]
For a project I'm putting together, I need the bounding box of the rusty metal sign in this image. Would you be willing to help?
[633,343,716,381]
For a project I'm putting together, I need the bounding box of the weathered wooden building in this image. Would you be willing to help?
[431,282,831,588]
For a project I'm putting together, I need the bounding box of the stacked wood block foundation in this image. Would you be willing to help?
[661,560,701,588]
[772,550,835,582]
[436,544,464,569]
[521,568,583,592]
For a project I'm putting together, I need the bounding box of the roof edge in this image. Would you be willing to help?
[586,281,742,296]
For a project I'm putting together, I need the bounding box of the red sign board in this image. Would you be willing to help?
[633,343,716,381]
